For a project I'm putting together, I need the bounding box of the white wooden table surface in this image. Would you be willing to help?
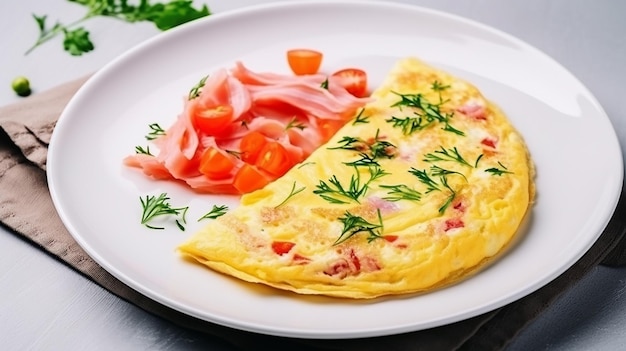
[2,1,626,350]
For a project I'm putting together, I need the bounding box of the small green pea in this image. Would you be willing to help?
[12,76,32,97]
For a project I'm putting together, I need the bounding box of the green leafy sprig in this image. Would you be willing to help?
[386,91,464,136]
[352,108,370,124]
[274,182,306,208]
[140,193,189,230]
[188,75,208,99]
[423,146,472,167]
[145,123,165,140]
[334,210,383,245]
[379,184,422,202]
[135,145,153,155]
[198,205,229,221]
[408,168,457,213]
[314,166,387,204]
[27,0,211,56]
[485,161,514,176]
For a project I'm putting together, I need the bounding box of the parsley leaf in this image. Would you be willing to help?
[62,27,94,56]
[26,0,211,56]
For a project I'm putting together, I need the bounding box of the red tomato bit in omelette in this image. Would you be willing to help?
[123,57,371,195]
[444,218,465,231]
[271,241,296,255]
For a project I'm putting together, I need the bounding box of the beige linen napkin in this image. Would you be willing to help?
[1,77,624,351]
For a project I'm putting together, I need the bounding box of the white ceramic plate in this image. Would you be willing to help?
[47,0,623,339]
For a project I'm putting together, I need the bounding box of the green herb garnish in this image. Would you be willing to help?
[409,168,440,193]
[330,129,397,160]
[27,0,211,56]
[408,168,457,213]
[198,205,229,221]
[286,117,306,131]
[320,78,329,89]
[352,108,370,124]
[314,166,387,204]
[380,184,422,202]
[423,146,472,167]
[334,210,383,245]
[145,123,166,140]
[275,182,306,208]
[140,193,189,230]
[188,75,208,99]
[438,175,457,213]
[430,165,467,181]
[387,91,464,136]
[135,145,153,155]
[485,161,514,176]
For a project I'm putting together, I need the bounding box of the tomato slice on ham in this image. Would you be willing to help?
[239,131,268,164]
[198,147,237,180]
[232,163,271,194]
[193,104,233,135]
[255,141,294,177]
[331,68,368,97]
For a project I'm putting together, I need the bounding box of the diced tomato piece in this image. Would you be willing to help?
[286,49,323,75]
[233,163,271,194]
[317,118,345,142]
[239,131,268,164]
[198,147,237,180]
[444,218,465,231]
[271,241,295,255]
[331,68,368,97]
[193,104,233,135]
[383,235,398,243]
[255,141,293,177]
[481,137,497,148]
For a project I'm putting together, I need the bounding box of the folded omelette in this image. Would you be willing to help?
[177,57,535,299]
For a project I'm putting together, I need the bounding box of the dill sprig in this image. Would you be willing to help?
[140,193,189,230]
[188,75,208,100]
[275,182,306,208]
[380,184,422,202]
[438,176,457,213]
[409,168,440,193]
[314,166,387,204]
[135,145,153,155]
[145,123,165,140]
[330,129,397,160]
[198,204,229,221]
[408,168,457,213]
[387,91,464,136]
[430,165,467,181]
[352,108,370,124]
[286,117,306,131]
[334,209,384,245]
[423,146,472,167]
[485,161,514,176]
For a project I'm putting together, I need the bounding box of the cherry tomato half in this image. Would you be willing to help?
[233,163,271,194]
[193,104,233,135]
[255,141,293,177]
[331,68,368,98]
[239,131,268,164]
[199,147,237,180]
[287,49,323,75]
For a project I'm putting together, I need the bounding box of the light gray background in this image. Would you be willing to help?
[1,1,625,350]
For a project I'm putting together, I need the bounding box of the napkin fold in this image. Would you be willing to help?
[1,77,624,351]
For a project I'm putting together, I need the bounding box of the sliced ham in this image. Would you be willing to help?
[125,63,369,194]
